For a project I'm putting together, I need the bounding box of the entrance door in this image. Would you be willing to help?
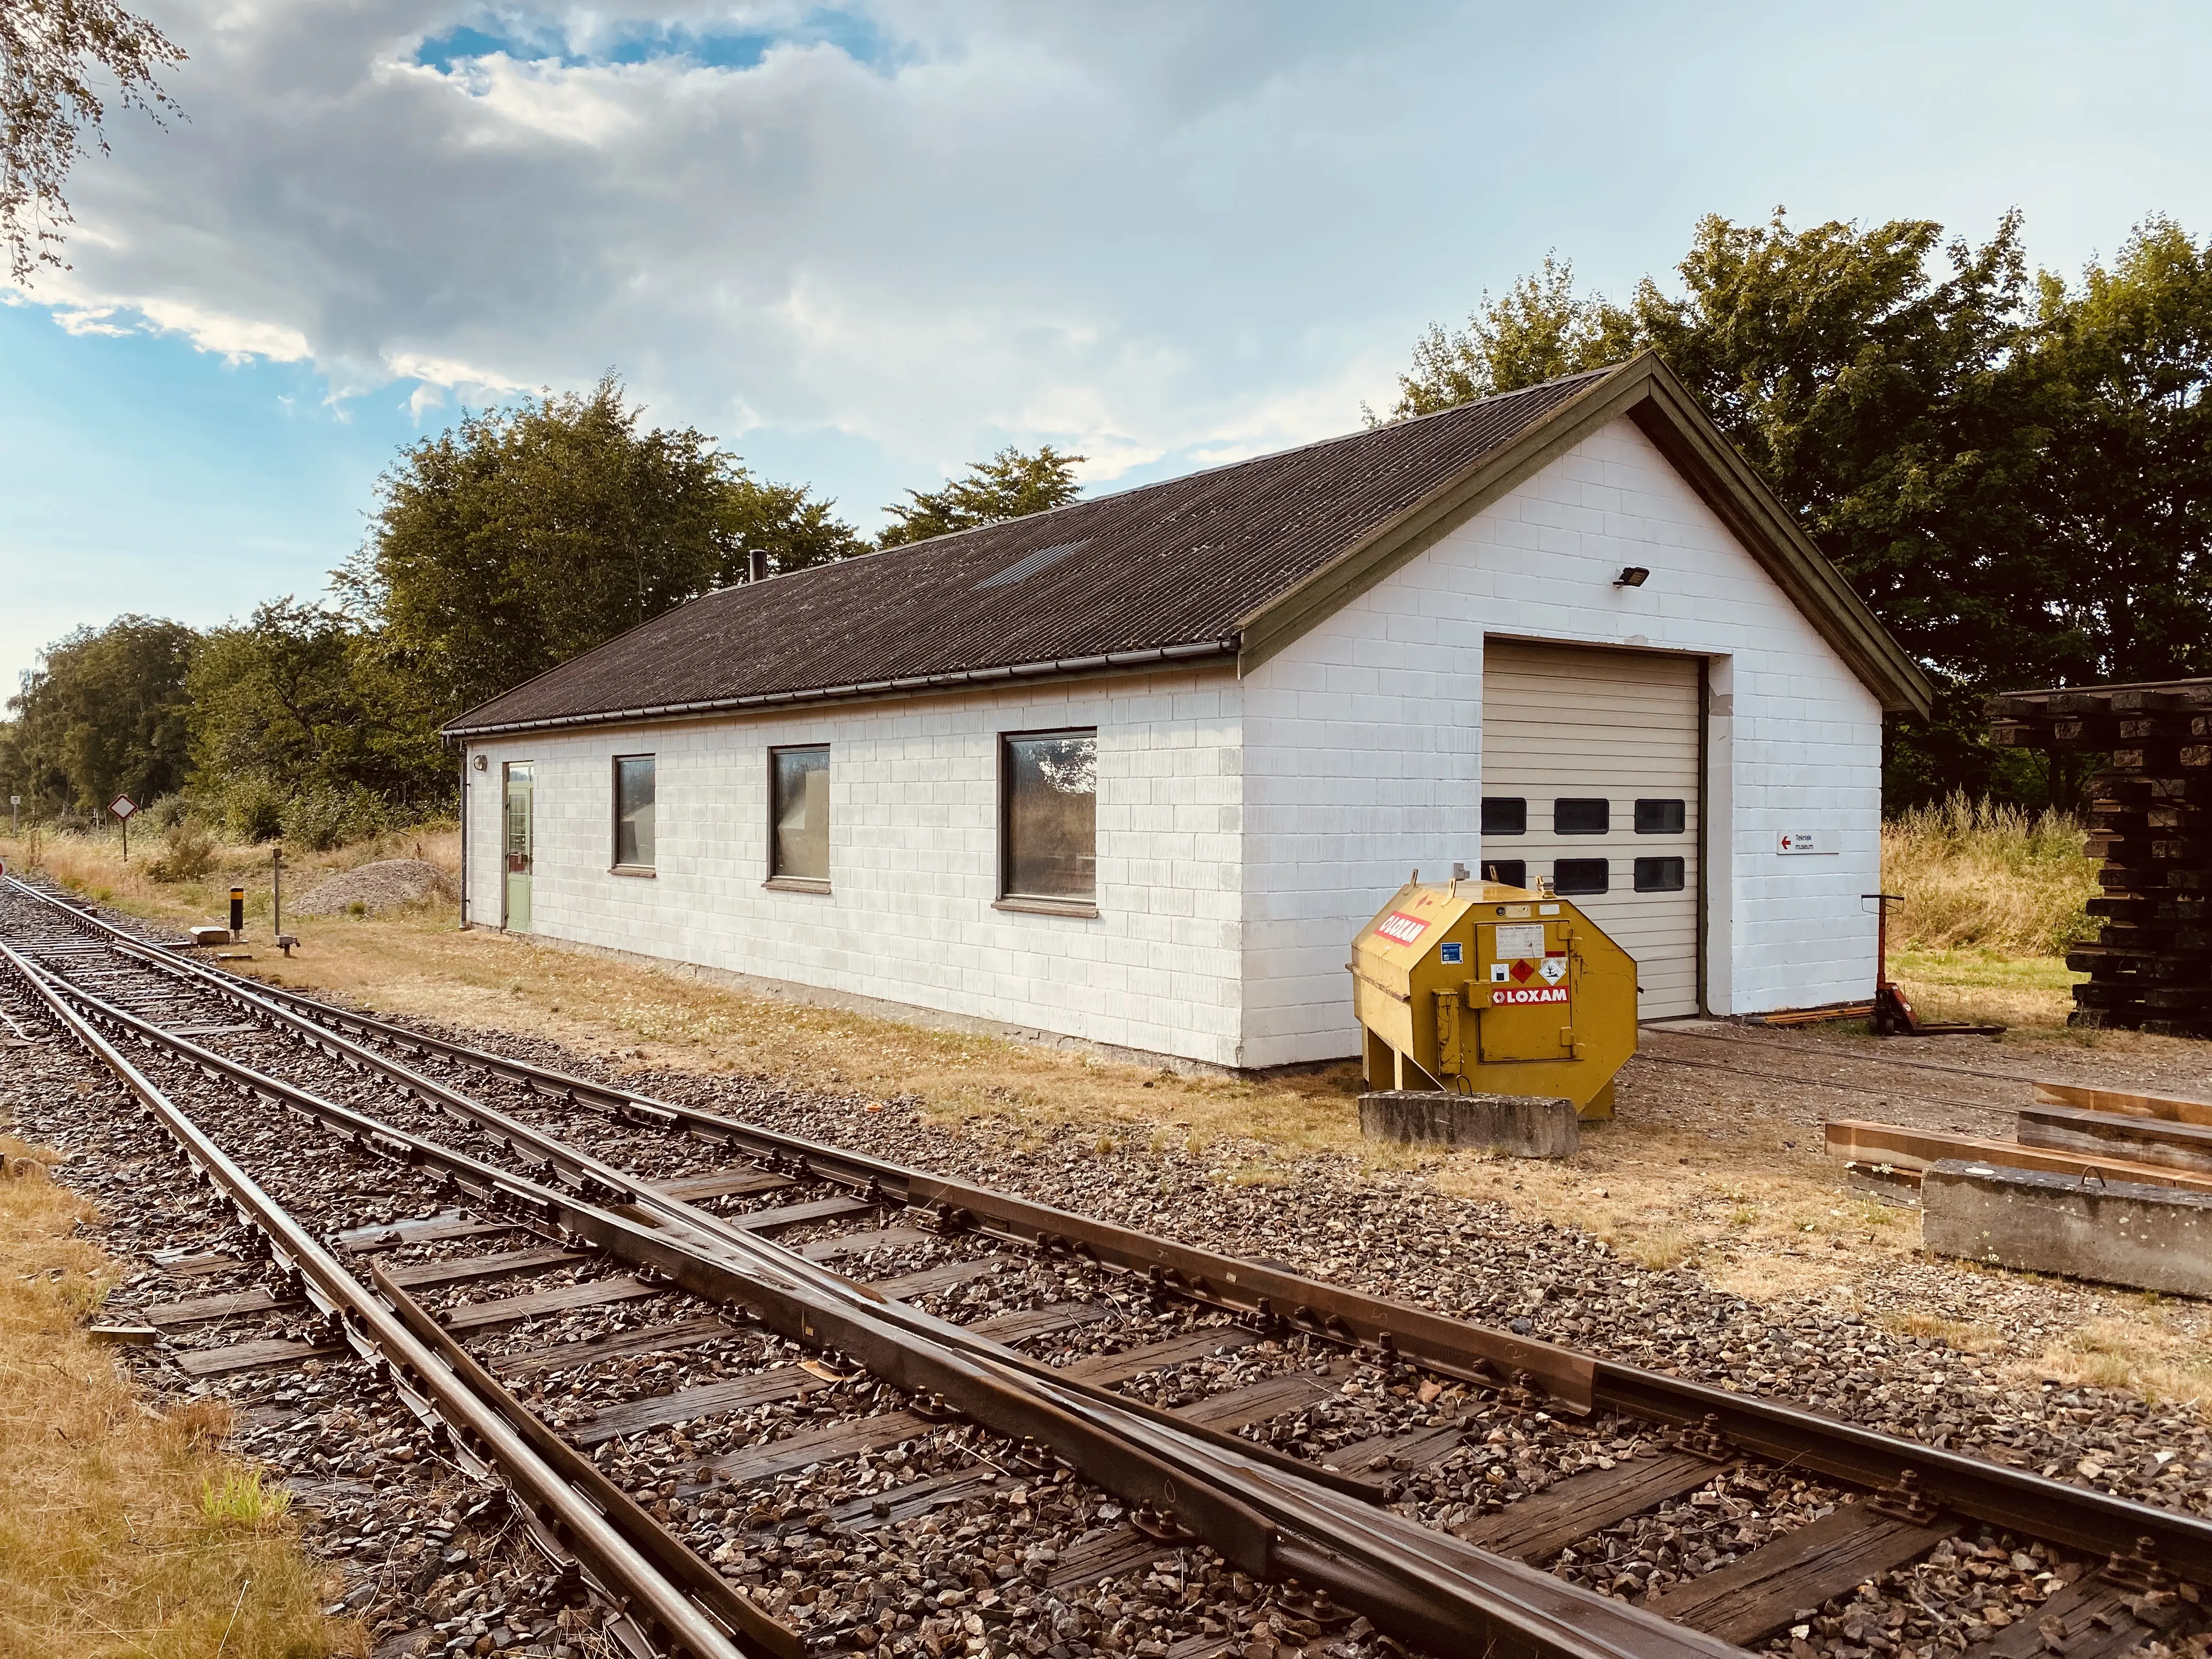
[1480,641,1702,1018]
[502,763,534,932]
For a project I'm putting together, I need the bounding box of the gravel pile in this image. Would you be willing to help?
[291,859,455,917]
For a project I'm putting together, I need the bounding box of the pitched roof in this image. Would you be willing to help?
[445,353,1930,737]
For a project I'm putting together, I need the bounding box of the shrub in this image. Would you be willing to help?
[279,783,387,851]
[147,815,218,882]
[219,775,286,843]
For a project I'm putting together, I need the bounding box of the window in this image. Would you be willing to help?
[1554,798,1609,835]
[1635,798,1686,835]
[1001,729,1097,908]
[1480,859,1527,889]
[769,746,830,886]
[613,756,655,870]
[1635,856,1686,892]
[1480,797,1527,836]
[1553,857,1609,895]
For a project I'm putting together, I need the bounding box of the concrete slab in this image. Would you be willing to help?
[1357,1090,1578,1158]
[1921,1159,2212,1296]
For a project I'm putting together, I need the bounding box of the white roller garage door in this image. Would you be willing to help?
[1479,640,1702,1019]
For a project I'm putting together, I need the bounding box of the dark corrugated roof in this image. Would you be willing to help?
[444,370,1612,736]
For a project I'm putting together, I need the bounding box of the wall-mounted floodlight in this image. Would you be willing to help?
[472,753,489,771]
[1615,567,1651,588]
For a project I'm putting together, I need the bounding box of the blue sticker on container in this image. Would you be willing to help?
[1440,941,1464,964]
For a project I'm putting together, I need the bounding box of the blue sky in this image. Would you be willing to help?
[6,1,2212,697]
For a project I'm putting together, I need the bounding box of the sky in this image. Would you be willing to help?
[5,1,2212,697]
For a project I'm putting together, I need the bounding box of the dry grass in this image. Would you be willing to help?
[0,1136,357,1658]
[7,825,460,936]
[1426,1122,1923,1301]
[1882,793,2099,957]
[2024,1312,2212,1408]
[1881,1309,2005,1354]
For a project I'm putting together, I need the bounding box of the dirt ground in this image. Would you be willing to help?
[14,847,2211,1420]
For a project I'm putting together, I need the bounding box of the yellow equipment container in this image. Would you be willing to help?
[1350,874,1638,1119]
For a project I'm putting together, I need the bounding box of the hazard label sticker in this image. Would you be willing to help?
[1491,985,1570,1006]
[1374,911,1431,947]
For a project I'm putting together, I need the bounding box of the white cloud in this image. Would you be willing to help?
[14,0,2212,517]
[12,1,1476,498]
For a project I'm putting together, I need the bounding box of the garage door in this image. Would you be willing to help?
[1479,641,1701,1019]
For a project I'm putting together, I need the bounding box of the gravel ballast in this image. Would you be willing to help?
[3,891,2209,1659]
[291,859,456,917]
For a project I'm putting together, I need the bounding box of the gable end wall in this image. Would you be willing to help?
[1238,415,1884,1067]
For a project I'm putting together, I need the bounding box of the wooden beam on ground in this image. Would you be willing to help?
[2033,1080,2212,1129]
[1824,1120,2212,1195]
[2017,1102,2212,1176]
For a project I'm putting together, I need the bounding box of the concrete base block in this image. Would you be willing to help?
[1357,1090,1578,1158]
[1922,1159,2212,1296]
[186,925,234,947]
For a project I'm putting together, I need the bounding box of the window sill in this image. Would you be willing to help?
[763,876,831,895]
[610,865,656,878]
[993,896,1100,919]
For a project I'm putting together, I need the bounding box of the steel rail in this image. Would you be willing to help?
[43,894,1591,1407]
[0,939,775,1659]
[13,881,2212,1585]
[5,923,1760,1659]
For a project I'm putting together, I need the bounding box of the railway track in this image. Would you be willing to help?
[1,873,2205,1659]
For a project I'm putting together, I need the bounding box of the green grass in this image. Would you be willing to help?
[1891,944,2085,994]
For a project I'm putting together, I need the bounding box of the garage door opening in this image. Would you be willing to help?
[1479,640,1701,1019]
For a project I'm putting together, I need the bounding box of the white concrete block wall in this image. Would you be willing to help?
[460,413,1888,1070]
[1239,415,1884,1066]
[461,669,1248,1065]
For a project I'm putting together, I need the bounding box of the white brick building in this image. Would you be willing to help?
[448,356,1929,1070]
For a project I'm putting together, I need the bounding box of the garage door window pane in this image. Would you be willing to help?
[614,756,656,869]
[1481,859,1527,889]
[1553,858,1609,895]
[1481,797,1526,836]
[772,747,830,882]
[1634,856,1685,892]
[1635,798,1686,834]
[1554,798,1609,835]
[1004,731,1097,902]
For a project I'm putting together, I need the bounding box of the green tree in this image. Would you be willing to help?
[4,614,196,814]
[1377,254,1637,420]
[725,475,866,576]
[1381,209,2212,809]
[878,445,1086,548]
[187,599,450,822]
[1,0,185,284]
[2023,217,2212,685]
[342,374,860,719]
